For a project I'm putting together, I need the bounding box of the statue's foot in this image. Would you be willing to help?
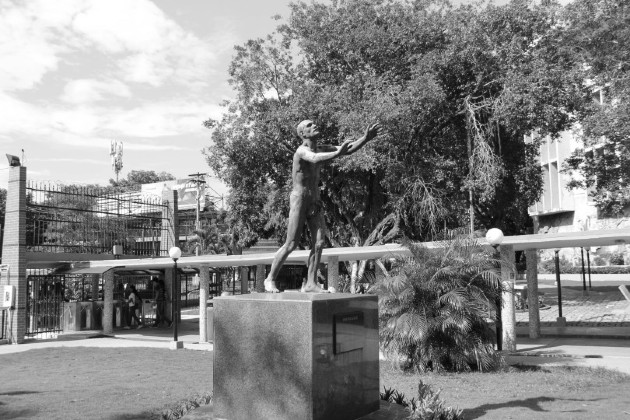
[301,284,331,293]
[264,279,280,293]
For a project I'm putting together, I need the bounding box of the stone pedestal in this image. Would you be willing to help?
[213,293,379,420]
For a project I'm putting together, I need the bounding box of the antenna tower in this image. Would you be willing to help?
[110,140,123,183]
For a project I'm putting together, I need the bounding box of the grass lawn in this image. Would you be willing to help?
[1,347,629,419]
[0,347,212,420]
[381,361,630,419]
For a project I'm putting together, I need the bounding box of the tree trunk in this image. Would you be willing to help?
[467,114,475,235]
[375,259,390,278]
[350,261,359,294]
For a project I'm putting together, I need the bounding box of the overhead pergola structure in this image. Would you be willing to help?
[16,227,630,347]
[73,228,630,348]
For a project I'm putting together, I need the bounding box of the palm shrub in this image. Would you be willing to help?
[375,232,503,372]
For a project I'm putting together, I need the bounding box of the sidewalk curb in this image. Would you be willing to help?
[516,332,630,340]
[508,352,605,359]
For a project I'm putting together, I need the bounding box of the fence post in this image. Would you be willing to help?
[1,166,27,343]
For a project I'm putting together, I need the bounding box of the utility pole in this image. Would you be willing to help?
[188,172,207,256]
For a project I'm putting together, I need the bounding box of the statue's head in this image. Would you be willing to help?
[296,120,319,139]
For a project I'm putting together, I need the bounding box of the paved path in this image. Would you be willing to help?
[506,336,630,375]
[515,282,630,327]
[2,301,628,377]
[0,312,212,355]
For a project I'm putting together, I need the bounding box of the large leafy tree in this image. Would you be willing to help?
[204,0,585,257]
[560,0,630,215]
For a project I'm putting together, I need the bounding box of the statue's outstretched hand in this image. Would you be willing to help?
[365,123,381,142]
[338,139,353,156]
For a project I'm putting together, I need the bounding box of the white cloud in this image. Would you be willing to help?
[103,100,222,138]
[0,90,222,148]
[0,0,71,90]
[61,79,131,103]
[29,157,106,165]
[0,0,230,93]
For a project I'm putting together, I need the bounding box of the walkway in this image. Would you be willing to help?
[506,337,630,375]
[515,280,630,330]
[0,308,212,355]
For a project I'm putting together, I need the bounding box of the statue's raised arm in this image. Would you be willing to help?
[343,123,381,155]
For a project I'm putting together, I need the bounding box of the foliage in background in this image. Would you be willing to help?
[539,257,630,274]
[204,0,587,256]
[560,0,630,215]
[109,169,176,192]
[375,232,503,372]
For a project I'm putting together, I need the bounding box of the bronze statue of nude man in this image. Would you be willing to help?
[264,120,381,293]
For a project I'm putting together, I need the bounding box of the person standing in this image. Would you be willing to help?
[125,285,144,329]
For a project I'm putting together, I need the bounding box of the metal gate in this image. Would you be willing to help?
[26,275,66,337]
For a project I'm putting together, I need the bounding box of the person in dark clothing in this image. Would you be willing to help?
[152,278,172,328]
[125,285,144,329]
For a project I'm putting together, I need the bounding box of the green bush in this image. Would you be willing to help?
[538,256,573,274]
[408,381,464,420]
[375,232,502,372]
[156,392,212,420]
[380,383,463,420]
[610,252,625,266]
[538,259,630,274]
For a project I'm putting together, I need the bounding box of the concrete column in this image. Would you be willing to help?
[255,264,266,292]
[500,244,516,352]
[91,275,99,301]
[328,256,339,292]
[102,270,114,334]
[525,249,540,338]
[1,166,27,343]
[240,267,249,294]
[199,265,209,342]
[160,189,179,256]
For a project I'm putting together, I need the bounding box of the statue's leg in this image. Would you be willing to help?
[264,194,305,292]
[304,211,329,293]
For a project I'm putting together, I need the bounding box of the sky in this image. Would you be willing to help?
[0,0,295,196]
[1,0,557,196]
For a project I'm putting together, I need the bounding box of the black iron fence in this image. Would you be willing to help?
[26,181,170,256]
[26,274,65,337]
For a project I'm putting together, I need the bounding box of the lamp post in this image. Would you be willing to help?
[486,228,504,351]
[169,246,182,342]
